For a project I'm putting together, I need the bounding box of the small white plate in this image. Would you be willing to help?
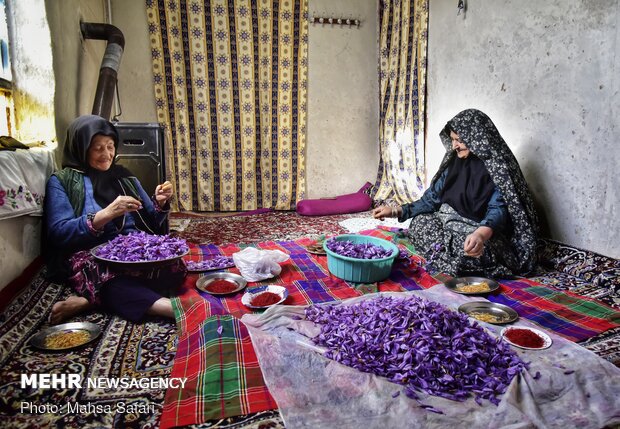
[500,326,553,350]
[242,285,289,309]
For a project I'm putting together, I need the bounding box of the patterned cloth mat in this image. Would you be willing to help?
[533,238,620,308]
[0,266,177,428]
[161,229,620,428]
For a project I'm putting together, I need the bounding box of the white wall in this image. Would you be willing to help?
[306,0,379,198]
[110,0,158,123]
[0,217,41,290]
[427,0,619,258]
[45,0,107,164]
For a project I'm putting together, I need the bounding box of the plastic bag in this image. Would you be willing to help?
[232,247,290,282]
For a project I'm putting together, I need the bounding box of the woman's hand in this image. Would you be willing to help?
[155,180,173,208]
[372,205,399,220]
[463,226,493,258]
[92,195,143,230]
[107,195,143,216]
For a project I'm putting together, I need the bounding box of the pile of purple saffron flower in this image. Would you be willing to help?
[186,255,234,271]
[326,239,394,259]
[94,231,188,262]
[305,295,527,409]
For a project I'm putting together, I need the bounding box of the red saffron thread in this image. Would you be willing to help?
[251,292,282,307]
[206,279,238,293]
[504,328,545,348]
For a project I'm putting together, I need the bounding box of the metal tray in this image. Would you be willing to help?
[458,301,518,324]
[29,322,102,351]
[91,244,188,269]
[196,272,247,295]
[444,276,500,295]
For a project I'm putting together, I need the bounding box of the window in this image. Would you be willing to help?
[0,0,13,136]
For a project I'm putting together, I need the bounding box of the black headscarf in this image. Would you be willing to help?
[62,115,136,210]
[434,109,539,274]
[440,154,496,222]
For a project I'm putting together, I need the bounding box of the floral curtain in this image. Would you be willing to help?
[372,0,428,204]
[146,0,308,211]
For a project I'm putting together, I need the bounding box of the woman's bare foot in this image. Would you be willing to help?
[50,296,92,324]
[146,298,175,319]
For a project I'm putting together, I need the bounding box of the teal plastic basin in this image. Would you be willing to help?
[323,234,398,283]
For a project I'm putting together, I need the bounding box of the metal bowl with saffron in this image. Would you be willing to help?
[196,272,247,295]
[242,285,289,309]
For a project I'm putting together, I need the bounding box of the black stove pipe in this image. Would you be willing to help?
[80,22,125,120]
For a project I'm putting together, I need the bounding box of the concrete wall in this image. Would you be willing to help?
[427,0,619,258]
[306,0,379,198]
[109,0,158,123]
[45,0,107,165]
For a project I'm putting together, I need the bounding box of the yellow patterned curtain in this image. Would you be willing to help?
[146,0,308,211]
[372,0,428,204]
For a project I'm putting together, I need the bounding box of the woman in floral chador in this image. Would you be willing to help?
[44,115,186,323]
[373,109,539,277]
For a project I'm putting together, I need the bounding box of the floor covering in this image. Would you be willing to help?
[0,210,618,428]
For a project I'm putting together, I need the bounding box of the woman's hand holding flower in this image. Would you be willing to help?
[155,181,173,208]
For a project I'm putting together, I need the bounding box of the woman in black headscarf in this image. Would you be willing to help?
[44,115,185,323]
[373,109,539,277]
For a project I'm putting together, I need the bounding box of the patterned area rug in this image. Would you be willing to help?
[0,267,177,428]
[170,210,367,245]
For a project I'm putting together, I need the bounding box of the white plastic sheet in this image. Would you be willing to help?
[241,286,620,429]
[232,247,290,282]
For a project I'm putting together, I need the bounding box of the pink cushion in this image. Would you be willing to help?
[296,183,372,216]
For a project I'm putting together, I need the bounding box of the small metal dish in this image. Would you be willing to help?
[242,285,289,309]
[444,276,500,295]
[458,301,518,324]
[196,272,247,295]
[29,322,102,351]
[305,243,326,255]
